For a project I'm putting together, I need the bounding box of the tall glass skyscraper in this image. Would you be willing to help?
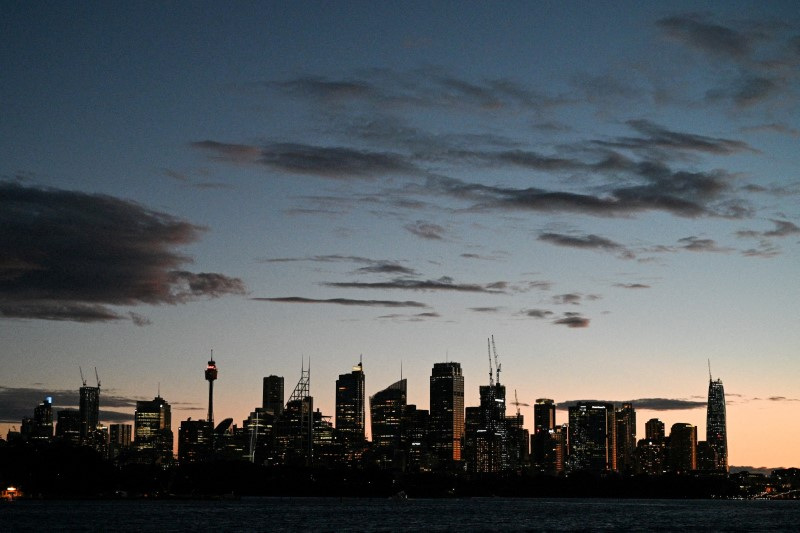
[370,378,406,466]
[262,375,285,415]
[706,375,728,472]
[336,361,366,447]
[134,395,173,463]
[79,385,99,442]
[429,362,464,463]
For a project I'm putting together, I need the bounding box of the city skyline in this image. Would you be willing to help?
[1,2,798,469]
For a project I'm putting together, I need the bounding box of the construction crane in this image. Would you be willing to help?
[487,338,494,387]
[94,367,101,389]
[510,389,530,417]
[491,335,501,385]
[79,366,87,386]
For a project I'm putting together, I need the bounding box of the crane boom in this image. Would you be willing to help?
[487,338,494,387]
[79,366,86,386]
[491,335,501,385]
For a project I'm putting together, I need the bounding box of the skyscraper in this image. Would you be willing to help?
[567,402,615,473]
[532,399,557,474]
[645,418,665,441]
[134,395,173,463]
[475,382,507,472]
[273,364,313,466]
[668,422,697,473]
[178,419,213,464]
[335,361,366,452]
[534,398,556,433]
[429,362,465,463]
[706,372,728,472]
[262,375,284,415]
[369,378,406,467]
[615,402,636,474]
[79,385,100,443]
[31,397,54,441]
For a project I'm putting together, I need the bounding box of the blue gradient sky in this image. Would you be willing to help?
[2,2,799,467]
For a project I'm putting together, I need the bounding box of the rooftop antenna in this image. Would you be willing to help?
[157,382,160,398]
[79,367,87,387]
[708,359,712,381]
[400,360,403,381]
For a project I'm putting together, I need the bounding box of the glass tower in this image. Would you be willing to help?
[706,375,728,472]
[336,361,366,446]
[429,362,465,463]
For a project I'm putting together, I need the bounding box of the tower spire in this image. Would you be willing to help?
[708,359,712,381]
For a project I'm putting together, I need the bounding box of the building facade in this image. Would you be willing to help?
[429,362,465,464]
[262,375,284,416]
[567,402,616,473]
[706,376,728,472]
[134,395,173,463]
[335,361,366,451]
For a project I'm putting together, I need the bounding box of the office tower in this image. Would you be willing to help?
[31,397,54,441]
[636,437,666,475]
[262,375,284,415]
[312,408,337,467]
[531,399,557,474]
[274,363,313,466]
[567,402,615,473]
[178,419,213,464]
[475,382,507,472]
[505,411,529,470]
[706,372,728,472]
[552,424,567,474]
[403,404,431,472]
[429,362,465,463]
[336,361,366,450]
[109,423,132,460]
[615,402,636,474]
[645,418,665,441]
[56,409,81,444]
[205,354,218,427]
[134,395,174,463]
[79,385,100,442]
[463,406,481,472]
[534,399,556,433]
[370,378,407,468]
[668,423,697,473]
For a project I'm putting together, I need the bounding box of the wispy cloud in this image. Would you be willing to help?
[538,232,635,259]
[0,182,245,324]
[614,283,651,289]
[404,220,446,240]
[553,312,590,328]
[253,297,429,308]
[678,236,734,252]
[556,397,707,410]
[323,276,507,294]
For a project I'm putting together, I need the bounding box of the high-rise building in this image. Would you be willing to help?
[369,378,407,467]
[262,375,284,415]
[636,437,666,475]
[56,409,81,444]
[109,423,132,460]
[706,373,728,472]
[668,422,697,473]
[429,362,465,463]
[534,399,556,433]
[178,419,213,464]
[79,385,100,442]
[615,402,636,474]
[335,361,366,449]
[403,404,431,471]
[273,364,313,466]
[645,418,665,441]
[134,395,173,463]
[567,402,616,473]
[31,397,54,441]
[474,383,507,472]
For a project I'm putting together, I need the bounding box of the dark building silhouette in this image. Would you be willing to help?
[706,373,728,472]
[403,404,431,471]
[668,422,697,473]
[615,402,636,474]
[56,409,81,444]
[429,362,464,464]
[335,361,366,458]
[645,418,665,441]
[636,437,666,475]
[567,402,615,473]
[531,398,557,474]
[369,378,406,468]
[534,398,555,433]
[108,423,132,460]
[262,375,284,415]
[24,397,54,441]
[178,419,213,463]
[473,383,507,472]
[134,395,173,463]
[79,385,100,443]
[274,365,313,466]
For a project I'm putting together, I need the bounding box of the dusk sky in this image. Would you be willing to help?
[2,2,798,468]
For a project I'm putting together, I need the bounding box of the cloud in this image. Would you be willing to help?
[657,14,751,59]
[597,119,756,155]
[253,297,428,308]
[614,283,651,289]
[768,396,800,402]
[555,397,707,410]
[553,293,582,305]
[553,312,590,328]
[538,232,635,259]
[377,311,441,321]
[470,307,502,313]
[193,141,415,179]
[741,123,800,138]
[706,75,780,107]
[678,236,733,252]
[0,386,142,423]
[0,182,245,323]
[524,309,553,318]
[764,219,800,237]
[260,255,419,275]
[405,221,446,240]
[323,276,507,294]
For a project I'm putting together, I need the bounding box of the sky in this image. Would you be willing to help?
[1,2,798,468]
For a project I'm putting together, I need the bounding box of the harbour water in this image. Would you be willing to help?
[2,497,799,531]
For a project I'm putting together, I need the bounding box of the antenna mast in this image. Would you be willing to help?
[708,359,712,381]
